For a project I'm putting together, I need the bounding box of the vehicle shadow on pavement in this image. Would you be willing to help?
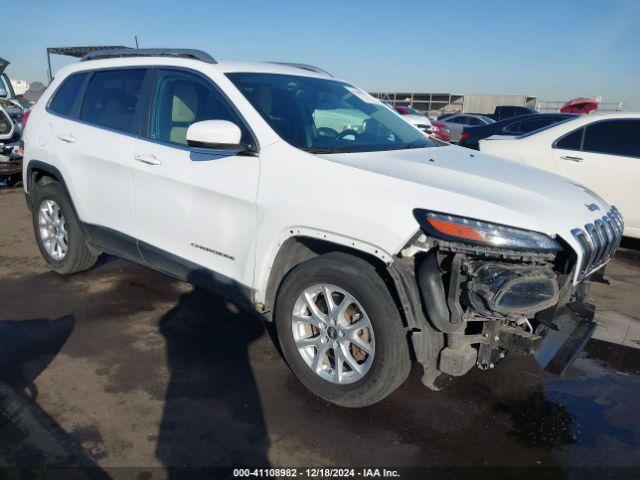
[0,316,110,478]
[0,316,75,396]
[156,273,270,475]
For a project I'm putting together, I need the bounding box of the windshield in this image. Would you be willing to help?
[227,73,435,153]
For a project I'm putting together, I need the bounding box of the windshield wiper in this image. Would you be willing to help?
[303,147,350,154]
[403,140,429,150]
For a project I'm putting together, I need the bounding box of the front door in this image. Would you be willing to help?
[129,68,260,303]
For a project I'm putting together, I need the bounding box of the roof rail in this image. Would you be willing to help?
[81,48,217,64]
[268,62,333,77]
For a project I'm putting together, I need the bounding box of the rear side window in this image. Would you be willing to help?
[448,116,467,125]
[555,128,583,150]
[80,69,146,134]
[583,120,640,157]
[49,73,88,117]
[519,117,553,133]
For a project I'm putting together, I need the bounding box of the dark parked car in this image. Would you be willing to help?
[437,113,495,142]
[458,113,578,150]
[490,105,538,121]
[435,112,457,121]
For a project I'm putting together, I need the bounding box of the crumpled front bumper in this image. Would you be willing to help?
[533,302,596,375]
[0,141,22,176]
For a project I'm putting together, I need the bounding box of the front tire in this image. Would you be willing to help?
[274,252,410,408]
[31,181,97,274]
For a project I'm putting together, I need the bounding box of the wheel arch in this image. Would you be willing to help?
[260,236,407,327]
[24,160,77,215]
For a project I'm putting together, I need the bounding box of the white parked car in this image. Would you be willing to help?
[393,106,432,134]
[23,49,622,407]
[479,112,639,238]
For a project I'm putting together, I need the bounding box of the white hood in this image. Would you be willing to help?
[320,145,611,241]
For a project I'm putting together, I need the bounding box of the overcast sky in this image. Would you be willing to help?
[3,0,639,109]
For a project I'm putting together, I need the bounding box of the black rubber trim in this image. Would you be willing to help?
[25,161,81,220]
[82,223,143,263]
[82,222,253,310]
[138,241,253,309]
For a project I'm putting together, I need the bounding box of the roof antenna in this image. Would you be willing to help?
[134,36,139,49]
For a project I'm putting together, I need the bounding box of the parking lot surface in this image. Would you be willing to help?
[1,188,639,479]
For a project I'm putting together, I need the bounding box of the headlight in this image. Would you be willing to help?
[413,210,561,251]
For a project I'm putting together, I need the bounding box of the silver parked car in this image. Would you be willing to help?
[440,114,494,143]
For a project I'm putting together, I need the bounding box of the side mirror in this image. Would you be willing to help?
[186,120,254,153]
[0,88,7,99]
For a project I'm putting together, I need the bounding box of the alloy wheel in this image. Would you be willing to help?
[291,283,375,384]
[38,199,68,261]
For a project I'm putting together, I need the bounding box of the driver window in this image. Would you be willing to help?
[150,69,248,146]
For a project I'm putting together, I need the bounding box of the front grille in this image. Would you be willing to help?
[571,206,624,280]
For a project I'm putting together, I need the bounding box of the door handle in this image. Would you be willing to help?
[57,133,75,143]
[134,153,161,165]
[561,155,583,163]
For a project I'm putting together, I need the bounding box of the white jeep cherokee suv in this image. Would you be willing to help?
[23,49,623,407]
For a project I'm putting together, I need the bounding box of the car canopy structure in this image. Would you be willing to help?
[46,46,129,82]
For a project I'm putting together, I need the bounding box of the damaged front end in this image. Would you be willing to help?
[391,209,621,390]
[0,105,24,185]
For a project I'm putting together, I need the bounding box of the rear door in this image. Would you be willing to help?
[552,119,640,230]
[51,68,148,257]
[129,67,260,300]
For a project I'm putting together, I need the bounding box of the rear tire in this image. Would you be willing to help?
[32,181,97,274]
[274,252,410,408]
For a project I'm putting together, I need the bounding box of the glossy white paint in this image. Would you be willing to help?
[479,112,640,237]
[23,56,617,308]
[186,120,242,146]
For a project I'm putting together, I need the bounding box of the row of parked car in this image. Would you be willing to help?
[0,58,25,187]
[394,104,638,238]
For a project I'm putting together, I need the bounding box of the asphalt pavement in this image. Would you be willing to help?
[0,188,639,479]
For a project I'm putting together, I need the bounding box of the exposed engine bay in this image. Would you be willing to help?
[396,231,598,389]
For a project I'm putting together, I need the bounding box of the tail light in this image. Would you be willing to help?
[431,121,451,141]
[459,133,470,143]
[22,110,31,125]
